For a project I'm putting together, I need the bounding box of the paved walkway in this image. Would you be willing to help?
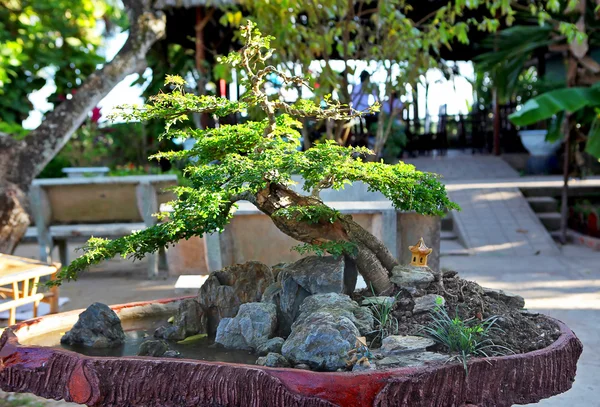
[442,245,599,407]
[405,154,560,256]
[449,186,560,256]
[405,155,520,180]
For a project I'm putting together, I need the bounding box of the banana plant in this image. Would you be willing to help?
[508,84,600,158]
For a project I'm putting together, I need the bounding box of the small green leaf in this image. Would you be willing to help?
[585,118,600,159]
[177,333,208,344]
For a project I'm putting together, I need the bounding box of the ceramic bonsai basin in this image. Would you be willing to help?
[0,297,582,407]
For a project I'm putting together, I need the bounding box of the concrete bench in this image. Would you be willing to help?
[162,200,441,275]
[25,175,178,278]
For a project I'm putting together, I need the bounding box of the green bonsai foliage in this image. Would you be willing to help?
[52,22,458,292]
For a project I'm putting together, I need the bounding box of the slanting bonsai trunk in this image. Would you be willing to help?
[252,183,397,293]
[0,1,165,254]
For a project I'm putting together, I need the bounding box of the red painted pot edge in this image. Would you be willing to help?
[3,296,579,376]
[0,296,583,407]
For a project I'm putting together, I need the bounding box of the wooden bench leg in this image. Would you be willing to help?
[57,239,68,267]
[9,281,18,326]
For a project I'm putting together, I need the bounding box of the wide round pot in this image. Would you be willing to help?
[518,130,561,156]
[0,297,582,407]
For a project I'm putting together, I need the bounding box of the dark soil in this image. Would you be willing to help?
[354,270,561,355]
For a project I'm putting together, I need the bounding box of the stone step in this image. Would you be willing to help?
[441,230,458,240]
[527,196,559,213]
[538,212,562,231]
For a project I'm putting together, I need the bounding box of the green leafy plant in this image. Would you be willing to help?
[420,299,513,374]
[365,286,400,345]
[508,84,600,158]
[52,22,458,294]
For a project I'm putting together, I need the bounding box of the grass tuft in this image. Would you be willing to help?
[419,300,514,374]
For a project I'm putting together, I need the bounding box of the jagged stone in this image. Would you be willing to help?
[380,335,435,355]
[282,311,360,371]
[61,303,125,348]
[163,350,182,358]
[137,339,169,357]
[155,299,207,341]
[215,302,277,350]
[257,337,285,356]
[376,352,448,369]
[270,256,357,336]
[390,265,435,288]
[295,293,374,335]
[361,296,395,308]
[293,363,311,370]
[413,294,445,314]
[352,358,375,372]
[256,352,290,368]
[197,262,274,336]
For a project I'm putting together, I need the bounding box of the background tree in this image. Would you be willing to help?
[476,0,600,242]
[0,0,166,253]
[228,0,582,157]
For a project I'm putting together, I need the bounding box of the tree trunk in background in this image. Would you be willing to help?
[412,84,420,134]
[560,55,579,244]
[0,182,29,254]
[0,0,166,254]
[560,1,586,244]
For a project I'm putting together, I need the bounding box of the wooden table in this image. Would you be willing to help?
[0,254,60,326]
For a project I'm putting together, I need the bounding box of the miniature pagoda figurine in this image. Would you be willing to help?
[409,237,432,267]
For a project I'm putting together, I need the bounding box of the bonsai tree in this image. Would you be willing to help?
[56,22,458,294]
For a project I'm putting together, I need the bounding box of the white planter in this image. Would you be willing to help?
[518,130,561,156]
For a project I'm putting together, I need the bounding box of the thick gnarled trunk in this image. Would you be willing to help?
[252,183,396,293]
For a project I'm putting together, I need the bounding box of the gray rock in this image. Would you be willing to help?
[155,299,207,341]
[261,282,282,304]
[61,303,125,348]
[295,293,374,335]
[283,256,356,295]
[362,296,395,308]
[257,337,285,356]
[352,358,375,372]
[282,311,360,371]
[483,287,525,309]
[273,256,357,336]
[294,363,311,370]
[390,265,435,288]
[197,262,274,336]
[163,350,182,358]
[137,339,169,357]
[380,335,435,355]
[376,352,448,369]
[215,302,277,350]
[413,294,445,314]
[256,352,290,368]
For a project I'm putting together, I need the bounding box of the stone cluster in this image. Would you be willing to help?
[65,257,524,373]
